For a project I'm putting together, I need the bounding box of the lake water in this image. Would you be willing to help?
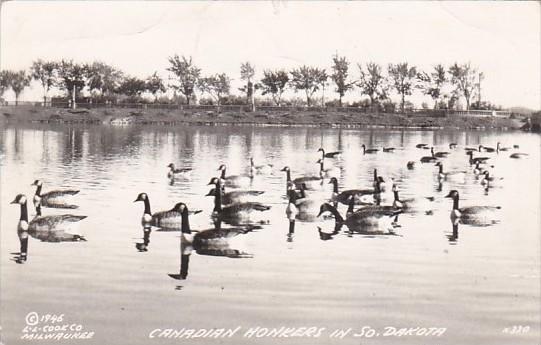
[1,123,539,345]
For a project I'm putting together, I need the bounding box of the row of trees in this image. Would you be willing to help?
[1,55,487,111]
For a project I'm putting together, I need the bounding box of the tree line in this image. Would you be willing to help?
[0,55,498,111]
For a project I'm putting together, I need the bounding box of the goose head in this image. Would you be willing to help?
[361,144,366,149]
[31,180,43,187]
[317,203,334,218]
[11,194,27,205]
[280,166,290,172]
[445,190,459,199]
[328,177,338,185]
[167,163,175,169]
[478,145,483,152]
[207,177,220,185]
[317,148,325,153]
[172,202,188,213]
[217,164,226,171]
[435,161,442,167]
[134,193,148,203]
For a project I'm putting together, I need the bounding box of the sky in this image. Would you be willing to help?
[1,1,540,109]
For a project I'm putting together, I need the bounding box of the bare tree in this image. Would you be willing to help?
[167,55,201,105]
[388,62,417,113]
[289,66,327,107]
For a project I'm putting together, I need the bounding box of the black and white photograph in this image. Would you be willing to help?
[0,1,539,344]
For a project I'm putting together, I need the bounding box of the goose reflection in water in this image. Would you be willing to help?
[447,221,459,244]
[135,227,152,252]
[168,208,255,282]
[317,223,342,241]
[12,229,29,264]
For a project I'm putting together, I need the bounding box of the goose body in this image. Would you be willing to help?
[445,190,500,226]
[431,147,450,158]
[317,158,340,178]
[31,180,79,209]
[218,164,253,188]
[318,148,341,159]
[467,151,490,165]
[435,162,467,181]
[318,203,402,233]
[416,143,428,149]
[480,145,495,153]
[167,163,192,179]
[420,150,437,163]
[250,158,273,175]
[449,143,458,149]
[480,171,503,187]
[328,177,376,205]
[383,147,395,152]
[361,144,379,154]
[206,188,264,205]
[509,153,528,159]
[134,193,201,230]
[210,186,271,225]
[11,195,86,240]
[392,185,434,214]
[281,166,323,190]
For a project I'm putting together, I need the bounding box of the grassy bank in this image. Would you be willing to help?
[0,105,525,130]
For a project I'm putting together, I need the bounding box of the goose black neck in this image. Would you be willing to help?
[452,194,459,210]
[35,204,42,217]
[35,185,42,196]
[393,190,399,202]
[300,187,306,199]
[213,187,222,212]
[143,198,151,215]
[346,197,355,215]
[327,205,344,223]
[330,179,338,193]
[319,161,324,172]
[220,169,226,179]
[20,202,28,222]
[181,210,191,234]
[285,170,291,182]
[438,164,443,174]
[431,148,435,157]
[373,169,377,182]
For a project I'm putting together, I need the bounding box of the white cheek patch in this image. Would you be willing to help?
[19,220,29,231]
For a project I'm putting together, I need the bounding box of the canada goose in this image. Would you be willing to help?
[480,171,503,186]
[361,144,379,154]
[281,166,323,190]
[464,147,478,152]
[31,180,79,209]
[513,144,520,149]
[445,190,500,226]
[431,147,450,158]
[208,186,271,225]
[480,145,496,153]
[318,147,341,159]
[167,163,192,179]
[467,151,490,165]
[383,147,395,152]
[134,193,201,230]
[328,177,376,205]
[496,142,509,152]
[316,158,340,178]
[250,158,273,175]
[435,162,467,181]
[509,153,528,159]
[176,203,253,246]
[285,188,322,222]
[420,150,437,163]
[406,161,416,169]
[217,164,253,188]
[11,194,87,236]
[317,203,402,233]
[205,188,264,205]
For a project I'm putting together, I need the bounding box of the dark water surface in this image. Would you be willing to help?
[1,123,539,345]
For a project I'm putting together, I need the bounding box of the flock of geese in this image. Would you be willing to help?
[10,140,528,268]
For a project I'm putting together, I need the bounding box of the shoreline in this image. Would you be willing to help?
[0,105,527,131]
